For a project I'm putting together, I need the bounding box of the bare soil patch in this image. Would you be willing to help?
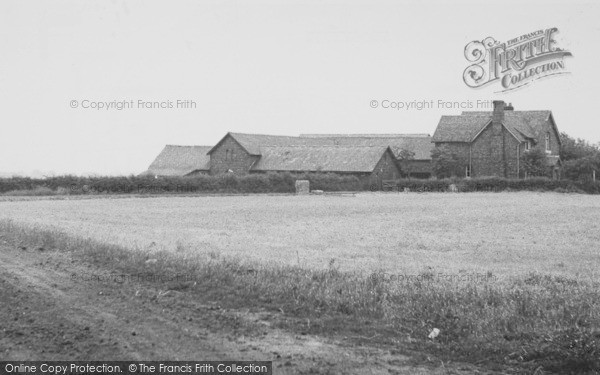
[0,242,487,374]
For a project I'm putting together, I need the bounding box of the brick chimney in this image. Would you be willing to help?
[492,100,505,124]
[505,102,514,111]
[490,100,506,177]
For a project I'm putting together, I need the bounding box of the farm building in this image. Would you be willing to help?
[206,132,432,178]
[141,145,211,177]
[251,146,401,183]
[143,101,559,181]
[300,134,433,178]
[141,133,431,181]
[432,100,561,178]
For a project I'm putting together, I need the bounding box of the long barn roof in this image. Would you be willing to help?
[309,135,433,160]
[141,145,211,176]
[209,132,434,160]
[251,146,393,173]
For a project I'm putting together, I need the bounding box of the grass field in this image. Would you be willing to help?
[1,191,599,373]
[1,192,599,280]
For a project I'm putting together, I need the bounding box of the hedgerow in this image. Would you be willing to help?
[1,175,599,195]
[390,177,600,194]
[0,173,361,195]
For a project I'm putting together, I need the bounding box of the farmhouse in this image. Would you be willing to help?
[432,100,561,178]
[141,145,211,177]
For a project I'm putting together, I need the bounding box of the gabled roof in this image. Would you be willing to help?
[433,110,558,145]
[300,135,434,160]
[207,132,334,156]
[432,115,490,142]
[141,145,211,176]
[251,146,393,173]
[208,132,434,160]
[465,110,552,142]
[301,133,431,138]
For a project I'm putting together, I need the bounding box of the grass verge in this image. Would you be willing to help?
[0,219,598,374]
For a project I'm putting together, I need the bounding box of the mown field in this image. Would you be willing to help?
[1,192,599,373]
[0,192,599,280]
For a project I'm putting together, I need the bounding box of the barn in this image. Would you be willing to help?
[141,132,433,180]
[250,145,401,183]
[140,145,211,177]
[300,134,433,178]
[206,132,432,178]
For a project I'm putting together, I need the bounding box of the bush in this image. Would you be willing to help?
[431,147,467,178]
[562,156,600,182]
[520,148,550,177]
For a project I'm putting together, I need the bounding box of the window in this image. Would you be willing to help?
[465,165,471,178]
[225,149,230,160]
[545,133,551,152]
[525,140,531,151]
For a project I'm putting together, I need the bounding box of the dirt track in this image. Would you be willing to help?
[0,243,490,374]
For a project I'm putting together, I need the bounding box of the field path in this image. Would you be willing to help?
[0,242,491,374]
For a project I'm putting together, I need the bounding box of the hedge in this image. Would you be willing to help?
[0,173,363,195]
[1,175,599,195]
[389,177,600,194]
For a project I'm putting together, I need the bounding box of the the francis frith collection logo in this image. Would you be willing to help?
[463,27,572,92]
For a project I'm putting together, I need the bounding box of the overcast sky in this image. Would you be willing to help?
[1,0,598,176]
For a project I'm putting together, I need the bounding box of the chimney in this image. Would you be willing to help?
[493,100,505,124]
[505,102,514,111]
[490,100,506,177]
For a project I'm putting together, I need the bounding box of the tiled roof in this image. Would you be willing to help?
[301,135,434,160]
[141,145,211,176]
[433,110,554,144]
[503,111,552,142]
[210,132,434,160]
[226,133,332,155]
[432,115,490,142]
[301,134,431,138]
[251,146,393,173]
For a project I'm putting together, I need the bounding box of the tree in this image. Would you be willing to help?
[520,147,548,177]
[558,132,600,180]
[431,147,465,179]
[396,149,415,179]
[560,132,600,161]
[562,155,600,181]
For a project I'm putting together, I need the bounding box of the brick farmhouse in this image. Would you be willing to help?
[142,100,562,180]
[432,100,561,178]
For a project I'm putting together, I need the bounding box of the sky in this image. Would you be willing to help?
[1,0,598,176]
